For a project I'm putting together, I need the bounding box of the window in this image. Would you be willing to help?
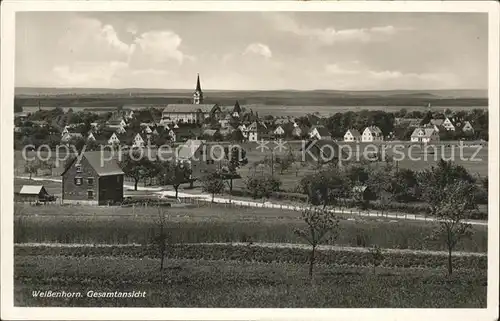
[87,190,94,200]
[87,177,94,185]
[74,177,82,186]
[76,165,82,173]
[117,176,121,183]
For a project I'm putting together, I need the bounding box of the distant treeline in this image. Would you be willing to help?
[15,96,488,108]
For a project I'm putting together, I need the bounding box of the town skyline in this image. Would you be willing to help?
[16,11,488,91]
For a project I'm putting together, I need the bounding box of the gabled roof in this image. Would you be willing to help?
[429,119,445,126]
[61,151,124,177]
[364,126,382,136]
[202,129,218,137]
[411,127,436,138]
[345,129,361,137]
[177,139,205,159]
[163,104,218,114]
[19,185,48,195]
[311,126,331,137]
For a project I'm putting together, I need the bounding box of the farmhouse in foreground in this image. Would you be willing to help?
[61,151,124,205]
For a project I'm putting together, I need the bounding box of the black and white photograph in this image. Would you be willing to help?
[1,1,499,320]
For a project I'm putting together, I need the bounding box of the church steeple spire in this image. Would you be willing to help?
[193,73,203,104]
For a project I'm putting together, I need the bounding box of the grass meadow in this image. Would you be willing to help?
[14,255,486,307]
[14,203,488,253]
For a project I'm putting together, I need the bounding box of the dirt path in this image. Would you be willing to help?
[16,175,488,226]
[14,242,486,257]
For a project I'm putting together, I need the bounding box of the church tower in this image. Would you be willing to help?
[193,73,203,104]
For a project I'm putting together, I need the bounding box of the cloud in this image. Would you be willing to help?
[270,14,405,45]
[243,43,273,59]
[133,30,186,64]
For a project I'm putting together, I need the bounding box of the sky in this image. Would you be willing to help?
[15,11,488,90]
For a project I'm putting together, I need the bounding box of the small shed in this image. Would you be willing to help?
[351,185,376,201]
[18,185,50,202]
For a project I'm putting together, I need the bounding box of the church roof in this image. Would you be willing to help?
[162,104,218,114]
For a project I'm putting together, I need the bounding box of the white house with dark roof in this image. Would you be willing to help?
[344,129,361,142]
[361,126,384,142]
[132,133,146,148]
[107,133,120,146]
[442,117,456,131]
[411,127,440,143]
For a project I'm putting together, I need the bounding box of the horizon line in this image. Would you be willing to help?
[14,86,488,92]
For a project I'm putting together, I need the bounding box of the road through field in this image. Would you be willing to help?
[16,176,488,226]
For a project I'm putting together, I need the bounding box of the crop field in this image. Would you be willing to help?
[14,203,488,252]
[14,253,486,307]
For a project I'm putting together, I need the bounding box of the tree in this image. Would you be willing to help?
[24,160,40,179]
[299,166,350,209]
[201,171,225,202]
[431,181,476,276]
[368,245,385,274]
[275,149,295,175]
[294,207,341,280]
[119,152,155,191]
[157,160,192,199]
[245,175,281,199]
[152,204,171,273]
[221,145,247,193]
[418,159,476,215]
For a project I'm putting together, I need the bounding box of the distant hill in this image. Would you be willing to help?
[15,87,487,99]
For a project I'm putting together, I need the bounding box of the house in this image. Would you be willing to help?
[125,110,135,120]
[18,185,51,203]
[87,132,96,141]
[238,124,248,138]
[115,126,127,134]
[202,129,220,140]
[61,133,83,144]
[167,129,177,142]
[232,101,242,118]
[61,151,124,205]
[442,117,456,131]
[107,133,121,146]
[343,129,361,142]
[143,125,153,135]
[461,121,474,133]
[61,126,70,137]
[132,133,146,148]
[410,127,440,143]
[300,140,349,164]
[175,139,228,177]
[361,126,384,142]
[351,186,376,201]
[107,113,128,129]
[161,104,221,124]
[309,125,332,140]
[247,121,268,142]
[273,125,285,137]
[292,125,309,139]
